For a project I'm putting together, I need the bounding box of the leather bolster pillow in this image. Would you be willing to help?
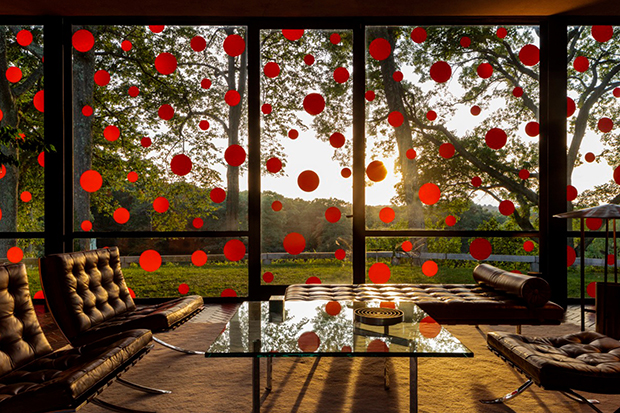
[473,263,551,308]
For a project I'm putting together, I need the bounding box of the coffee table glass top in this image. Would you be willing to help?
[206,301,473,358]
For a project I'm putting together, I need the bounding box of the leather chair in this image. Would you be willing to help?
[39,246,205,354]
[0,262,155,413]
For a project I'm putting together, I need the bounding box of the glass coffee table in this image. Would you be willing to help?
[206,300,473,413]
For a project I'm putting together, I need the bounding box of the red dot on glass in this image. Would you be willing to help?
[33,90,44,112]
[369,262,391,284]
[104,125,120,142]
[225,90,241,106]
[519,44,540,66]
[82,105,93,117]
[94,70,110,86]
[614,165,620,185]
[587,281,597,298]
[288,129,299,139]
[16,29,33,47]
[419,182,440,205]
[367,339,389,352]
[127,171,138,182]
[523,240,535,252]
[388,111,404,127]
[261,104,272,115]
[422,260,438,277]
[325,301,342,316]
[430,61,451,83]
[149,25,164,33]
[598,117,613,133]
[263,61,280,78]
[325,206,341,223]
[128,288,136,298]
[335,249,346,260]
[330,33,341,44]
[81,220,93,231]
[341,167,352,178]
[379,207,395,223]
[192,218,204,229]
[199,120,210,130]
[333,67,350,83]
[369,38,391,61]
[224,239,246,262]
[72,29,95,52]
[282,29,304,41]
[485,128,507,150]
[608,254,617,266]
[191,250,208,266]
[393,71,403,82]
[298,170,320,192]
[470,238,492,260]
[592,25,613,43]
[153,196,169,213]
[201,78,212,89]
[80,170,103,192]
[298,331,320,352]
[284,232,306,255]
[614,87,620,98]
[170,154,192,176]
[190,35,206,52]
[585,152,596,163]
[266,157,282,173]
[499,200,515,216]
[155,52,177,75]
[113,207,130,224]
[410,27,427,43]
[567,185,578,202]
[158,104,174,120]
[477,62,493,79]
[37,152,44,167]
[140,250,161,272]
[402,241,413,252]
[221,289,237,297]
[224,144,246,167]
[525,121,539,137]
[271,200,282,211]
[366,160,387,182]
[223,34,245,57]
[406,149,416,160]
[178,283,190,295]
[586,217,602,231]
[263,272,274,283]
[141,137,152,147]
[574,56,589,72]
[439,143,454,159]
[0,164,5,179]
[470,105,481,116]
[330,132,345,148]
[304,54,315,65]
[7,247,23,263]
[128,86,140,97]
[567,245,576,267]
[513,87,524,97]
[121,40,132,51]
[426,110,437,121]
[210,187,226,203]
[496,27,507,38]
[303,93,326,116]
[567,97,576,117]
[445,215,456,226]
[365,90,376,101]
[460,36,471,48]
[519,169,530,180]
[419,316,441,338]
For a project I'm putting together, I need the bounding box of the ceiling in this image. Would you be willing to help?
[1,0,620,18]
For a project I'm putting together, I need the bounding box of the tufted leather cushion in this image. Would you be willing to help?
[40,247,204,346]
[284,283,564,325]
[473,264,551,308]
[488,331,620,393]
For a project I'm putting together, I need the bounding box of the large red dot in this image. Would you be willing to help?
[519,169,530,180]
[121,40,132,51]
[615,165,620,185]
[513,87,524,97]
[439,143,455,159]
[477,63,493,79]
[224,34,245,57]
[263,62,280,78]
[410,27,427,43]
[587,281,597,298]
[585,152,596,163]
[306,277,321,285]
[6,67,22,83]
[191,36,207,52]
[592,26,613,43]
[266,157,282,173]
[178,283,190,295]
[379,207,395,223]
[225,90,241,106]
[210,187,226,203]
[82,105,93,117]
[158,104,174,120]
[333,67,350,83]
[140,250,161,272]
[325,207,341,223]
[335,249,346,260]
[127,171,138,182]
[191,250,208,266]
[104,125,120,141]
[366,160,387,182]
[224,239,246,261]
[329,132,345,148]
[271,201,282,211]
[369,38,391,61]
[567,185,578,202]
[7,247,23,263]
[586,217,603,230]
[402,241,413,252]
[263,272,274,283]
[298,170,320,192]
[304,54,315,65]
[422,261,438,277]
[419,183,440,205]
[0,164,5,179]
[128,86,139,97]
[298,331,320,352]
[141,137,152,147]
[485,128,507,150]
[598,117,613,133]
[419,316,441,338]
[282,30,304,41]
[170,154,192,176]
[192,218,204,228]
[33,90,44,112]
[94,70,110,86]
[225,145,246,166]
[406,149,416,159]
[201,78,212,89]
[369,262,391,284]
[288,129,299,139]
[221,289,238,297]
[497,27,507,38]
[430,61,451,83]
[499,200,515,216]
[614,87,620,98]
[523,240,535,252]
[388,111,404,127]
[365,91,376,101]
[426,110,437,121]
[153,197,169,213]
[199,120,210,130]
[72,29,95,52]
[460,36,471,48]
[519,44,540,66]
[149,26,164,33]
[16,30,33,47]
[80,170,103,192]
[367,339,389,353]
[341,167,352,178]
[445,215,456,226]
[20,191,31,203]
[303,93,325,116]
[81,220,92,231]
[154,52,178,76]
[525,121,539,137]
[113,208,130,224]
[567,245,576,266]
[567,97,576,117]
[261,104,272,115]
[574,56,589,72]
[325,301,342,316]
[37,152,44,167]
[470,238,492,260]
[284,232,306,255]
[330,33,341,44]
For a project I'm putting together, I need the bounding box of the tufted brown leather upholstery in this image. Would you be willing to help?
[284,264,564,325]
[488,330,620,393]
[473,263,550,307]
[39,247,204,346]
[0,262,153,413]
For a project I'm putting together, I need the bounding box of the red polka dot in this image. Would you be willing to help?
[298,170,320,192]
[128,288,136,298]
[592,25,613,43]
[121,40,132,52]
[379,207,395,223]
[304,54,315,65]
[519,44,540,66]
[513,87,524,97]
[567,245,576,266]
[210,188,226,203]
[426,110,437,121]
[333,67,350,83]
[422,261,438,277]
[496,27,507,38]
[140,250,161,272]
[94,70,110,86]
[477,62,493,79]
[153,197,169,213]
[608,254,616,266]
[567,97,576,117]
[335,249,346,260]
[445,215,456,226]
[225,90,241,106]
[587,281,597,298]
[82,105,93,117]
[128,86,139,97]
[388,111,404,127]
[615,165,620,185]
[266,157,282,173]
[271,201,282,211]
[341,167,352,178]
[365,91,376,101]
[614,87,620,98]
[223,34,245,57]
[329,132,345,148]
[158,104,174,120]
[485,128,507,150]
[178,283,190,295]
[192,218,204,229]
[16,30,33,47]
[0,165,5,179]
[393,71,403,82]
[325,207,341,223]
[284,232,306,255]
[366,160,387,182]
[567,185,578,202]
[499,200,515,216]
[585,152,596,163]
[149,25,164,33]
[519,169,530,180]
[113,208,130,224]
[410,27,427,43]
[573,56,589,72]
[525,121,539,137]
[224,145,246,166]
[303,93,325,116]
[224,239,246,261]
[460,36,471,48]
[330,33,341,45]
[369,38,391,60]
[470,238,492,260]
[263,272,274,283]
[33,90,44,112]
[7,247,23,263]
[80,170,103,192]
[80,220,92,231]
[369,262,390,284]
[261,104,272,115]
[470,105,481,116]
[20,191,31,203]
[201,78,212,89]
[170,154,192,176]
[127,171,138,182]
[72,29,95,52]
[37,152,44,167]
[282,30,304,41]
[406,149,416,160]
[325,301,342,316]
[199,120,210,130]
[430,61,451,83]
[141,137,152,147]
[439,143,454,159]
[419,183,440,205]
[402,241,413,252]
[33,290,44,299]
[419,316,442,339]
[598,117,613,133]
[104,125,120,141]
[191,36,206,52]
[264,62,280,78]
[367,339,388,353]
[298,331,320,352]
[586,217,602,230]
[523,240,535,252]
[288,129,299,139]
[221,288,237,297]
[191,250,208,266]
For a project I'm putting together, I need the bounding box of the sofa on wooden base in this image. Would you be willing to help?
[39,246,206,355]
[284,264,564,326]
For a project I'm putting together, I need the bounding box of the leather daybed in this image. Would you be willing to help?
[285,263,564,325]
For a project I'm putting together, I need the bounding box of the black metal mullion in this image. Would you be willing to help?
[353,23,366,284]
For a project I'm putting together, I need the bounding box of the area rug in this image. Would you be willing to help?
[81,310,620,413]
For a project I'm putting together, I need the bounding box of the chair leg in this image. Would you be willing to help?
[152,336,206,355]
[91,397,156,413]
[116,377,172,394]
[479,378,534,404]
[560,389,603,413]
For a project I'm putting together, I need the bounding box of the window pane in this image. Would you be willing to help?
[260,29,353,285]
